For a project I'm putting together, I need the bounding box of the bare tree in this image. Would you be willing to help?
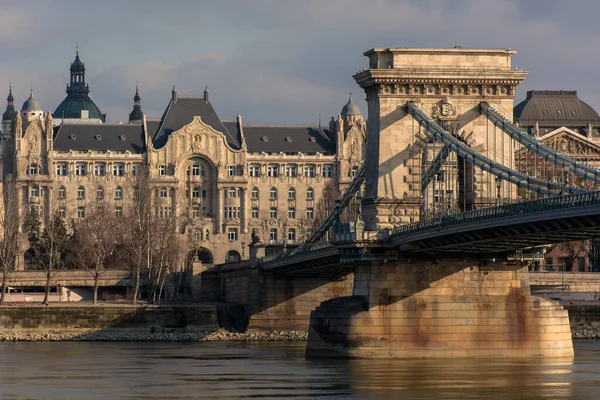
[548,240,590,272]
[0,180,21,304]
[71,202,119,304]
[122,166,152,304]
[24,210,70,305]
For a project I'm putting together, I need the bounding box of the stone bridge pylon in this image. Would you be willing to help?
[354,47,527,230]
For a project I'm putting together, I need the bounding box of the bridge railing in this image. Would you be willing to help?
[260,242,334,265]
[390,190,600,240]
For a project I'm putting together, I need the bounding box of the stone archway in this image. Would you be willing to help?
[187,248,213,265]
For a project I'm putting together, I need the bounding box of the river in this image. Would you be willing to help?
[0,341,599,399]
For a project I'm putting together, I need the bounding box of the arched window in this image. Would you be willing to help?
[77,186,85,200]
[251,187,259,200]
[115,186,123,200]
[96,186,104,200]
[225,250,241,263]
[58,186,66,199]
[288,187,296,200]
[269,187,277,200]
[306,187,314,200]
[192,186,201,198]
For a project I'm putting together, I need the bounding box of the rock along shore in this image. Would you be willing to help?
[0,330,308,342]
[572,328,600,340]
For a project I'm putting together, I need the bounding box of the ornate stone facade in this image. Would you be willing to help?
[0,52,367,269]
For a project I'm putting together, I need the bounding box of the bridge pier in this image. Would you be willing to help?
[306,260,573,358]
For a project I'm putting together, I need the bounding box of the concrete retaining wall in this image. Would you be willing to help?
[0,305,219,334]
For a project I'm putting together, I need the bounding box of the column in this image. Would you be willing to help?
[215,186,223,234]
[240,188,247,233]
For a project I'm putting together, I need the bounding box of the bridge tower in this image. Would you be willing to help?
[354,47,527,230]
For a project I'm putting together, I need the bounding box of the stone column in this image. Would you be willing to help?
[215,187,223,234]
[240,188,247,233]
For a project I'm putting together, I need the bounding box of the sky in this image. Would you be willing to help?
[1,0,600,125]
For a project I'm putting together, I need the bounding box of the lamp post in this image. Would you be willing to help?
[495,177,502,206]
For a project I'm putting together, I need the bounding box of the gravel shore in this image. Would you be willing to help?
[572,328,600,340]
[0,330,308,342]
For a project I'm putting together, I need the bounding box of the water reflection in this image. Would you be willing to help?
[0,341,598,399]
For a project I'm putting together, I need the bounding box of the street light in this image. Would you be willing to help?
[495,177,502,206]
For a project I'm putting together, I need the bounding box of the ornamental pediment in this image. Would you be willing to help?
[539,128,600,158]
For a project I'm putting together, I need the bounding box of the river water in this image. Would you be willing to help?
[0,341,599,399]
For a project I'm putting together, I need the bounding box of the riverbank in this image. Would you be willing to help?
[0,329,308,342]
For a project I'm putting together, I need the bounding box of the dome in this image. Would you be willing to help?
[514,90,600,126]
[54,96,104,120]
[341,94,361,116]
[21,91,42,111]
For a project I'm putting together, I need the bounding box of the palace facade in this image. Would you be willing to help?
[0,51,367,268]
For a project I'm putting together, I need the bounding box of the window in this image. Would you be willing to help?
[288,187,296,200]
[350,165,359,178]
[115,207,123,217]
[269,187,277,200]
[224,206,240,219]
[306,207,314,219]
[58,186,66,199]
[113,163,124,176]
[94,163,106,176]
[156,206,171,218]
[251,208,259,219]
[192,187,201,198]
[30,185,39,198]
[131,163,141,176]
[29,164,38,175]
[227,166,236,177]
[269,228,278,241]
[285,164,297,178]
[249,164,260,177]
[115,186,123,200]
[159,165,167,176]
[323,164,333,178]
[267,164,279,177]
[75,163,87,176]
[288,228,296,242]
[228,188,236,198]
[269,208,277,219]
[192,206,200,218]
[56,163,67,176]
[306,188,314,200]
[193,229,203,241]
[227,228,238,241]
[288,207,296,219]
[188,163,202,176]
[225,250,241,263]
[134,186,140,201]
[158,188,168,198]
[77,186,85,200]
[77,206,85,218]
[304,164,316,178]
[202,189,207,198]
[96,187,104,200]
[251,188,259,200]
[59,206,66,219]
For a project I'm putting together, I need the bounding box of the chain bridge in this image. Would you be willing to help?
[207,47,600,359]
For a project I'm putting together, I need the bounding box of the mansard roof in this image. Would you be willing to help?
[53,123,145,152]
[239,124,335,153]
[152,96,239,149]
[514,90,600,127]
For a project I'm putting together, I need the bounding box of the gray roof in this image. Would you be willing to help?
[341,95,361,116]
[22,92,42,111]
[514,90,600,127]
[152,97,239,149]
[53,123,145,152]
[240,124,335,153]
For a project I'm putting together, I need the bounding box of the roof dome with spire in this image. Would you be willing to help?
[2,85,16,121]
[128,84,143,123]
[53,48,105,122]
[21,90,42,111]
[341,94,361,116]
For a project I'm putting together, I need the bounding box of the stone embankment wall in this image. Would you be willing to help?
[529,272,600,293]
[0,305,219,334]
[201,263,354,331]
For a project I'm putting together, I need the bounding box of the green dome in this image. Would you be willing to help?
[54,96,104,120]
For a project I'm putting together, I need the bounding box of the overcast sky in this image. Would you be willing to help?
[1,0,599,125]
